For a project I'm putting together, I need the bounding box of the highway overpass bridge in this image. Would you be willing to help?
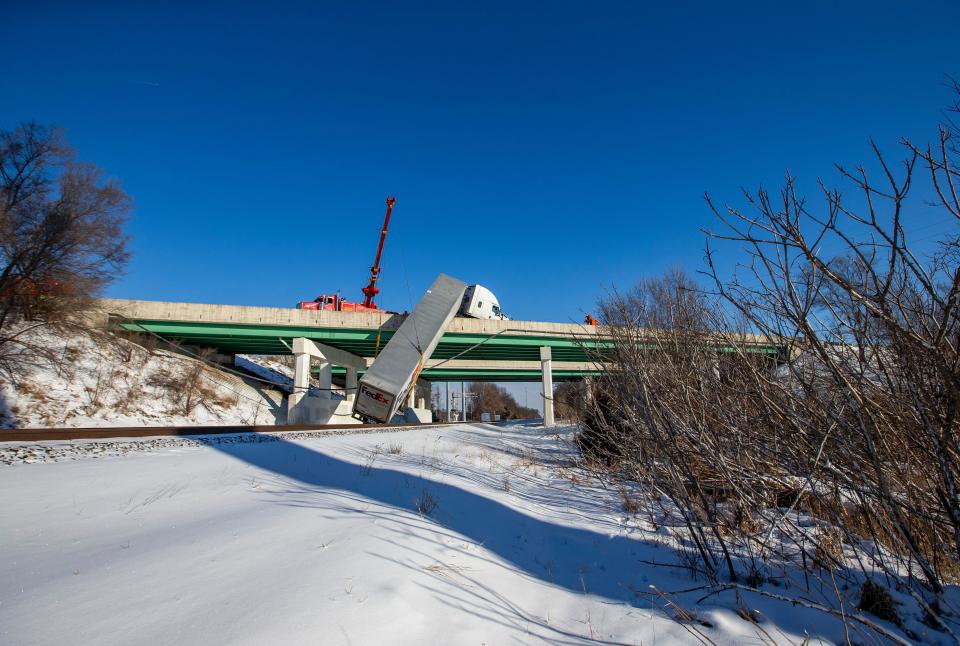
[97,298,607,383]
[96,298,612,425]
[95,298,786,425]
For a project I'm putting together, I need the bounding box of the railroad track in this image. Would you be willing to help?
[0,421,463,443]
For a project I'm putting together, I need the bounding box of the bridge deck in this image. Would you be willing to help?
[96,299,782,382]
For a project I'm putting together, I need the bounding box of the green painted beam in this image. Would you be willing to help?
[114,318,784,371]
[115,319,612,363]
[321,367,598,382]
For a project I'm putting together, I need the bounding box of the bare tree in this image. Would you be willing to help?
[0,122,131,375]
[553,380,585,421]
[577,92,960,639]
[702,118,960,597]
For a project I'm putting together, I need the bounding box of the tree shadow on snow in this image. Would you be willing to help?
[210,432,658,597]
[207,429,843,644]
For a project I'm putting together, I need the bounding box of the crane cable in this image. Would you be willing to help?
[374,308,384,357]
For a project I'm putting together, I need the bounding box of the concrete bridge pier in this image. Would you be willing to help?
[288,338,366,425]
[317,359,332,399]
[541,346,554,426]
[345,368,358,403]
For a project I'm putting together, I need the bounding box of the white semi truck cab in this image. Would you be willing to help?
[459,284,509,320]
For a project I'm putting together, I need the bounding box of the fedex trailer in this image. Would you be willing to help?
[353,274,467,423]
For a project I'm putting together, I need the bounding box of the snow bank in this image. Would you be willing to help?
[235,354,342,399]
[0,325,284,429]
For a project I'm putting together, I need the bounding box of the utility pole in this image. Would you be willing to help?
[449,384,477,422]
[446,382,451,422]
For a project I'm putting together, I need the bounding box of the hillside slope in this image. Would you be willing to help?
[1,325,283,429]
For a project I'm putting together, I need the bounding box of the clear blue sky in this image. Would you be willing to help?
[3,2,958,324]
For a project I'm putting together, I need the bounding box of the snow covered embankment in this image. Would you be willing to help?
[0,325,283,429]
[0,422,890,645]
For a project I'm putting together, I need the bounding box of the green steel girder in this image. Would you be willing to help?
[114,318,783,382]
[324,367,600,382]
[416,368,603,382]
[115,319,611,363]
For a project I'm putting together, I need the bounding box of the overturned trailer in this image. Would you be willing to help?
[353,274,467,423]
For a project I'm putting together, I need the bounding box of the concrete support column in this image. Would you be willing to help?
[288,337,367,425]
[317,360,332,399]
[540,346,554,426]
[289,351,312,423]
[345,367,358,403]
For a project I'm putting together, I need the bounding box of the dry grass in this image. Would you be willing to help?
[812,526,845,568]
[13,380,46,400]
[415,489,438,516]
[621,489,642,515]
[146,349,237,415]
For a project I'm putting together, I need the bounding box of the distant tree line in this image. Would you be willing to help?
[434,382,539,421]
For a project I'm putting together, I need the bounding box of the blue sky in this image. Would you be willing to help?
[4,2,959,409]
[4,1,958,321]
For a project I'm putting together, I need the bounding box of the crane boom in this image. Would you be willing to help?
[361,196,396,308]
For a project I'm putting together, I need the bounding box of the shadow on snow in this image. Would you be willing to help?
[206,426,841,644]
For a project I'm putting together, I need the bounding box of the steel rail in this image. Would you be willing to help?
[0,421,462,443]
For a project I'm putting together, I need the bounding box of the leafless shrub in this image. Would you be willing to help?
[575,90,960,638]
[703,116,960,598]
[621,489,641,515]
[415,488,438,516]
[147,349,228,415]
[361,452,377,476]
[120,382,144,414]
[554,381,586,421]
[85,361,112,409]
[812,526,845,568]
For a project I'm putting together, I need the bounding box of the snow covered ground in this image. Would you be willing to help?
[235,354,340,399]
[0,325,284,428]
[0,422,871,645]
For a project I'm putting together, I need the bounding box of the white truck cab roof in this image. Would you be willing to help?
[460,284,509,320]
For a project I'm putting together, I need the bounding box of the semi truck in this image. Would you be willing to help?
[460,284,508,320]
[353,274,467,424]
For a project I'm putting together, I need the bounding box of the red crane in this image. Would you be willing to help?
[361,196,396,308]
[296,196,397,313]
